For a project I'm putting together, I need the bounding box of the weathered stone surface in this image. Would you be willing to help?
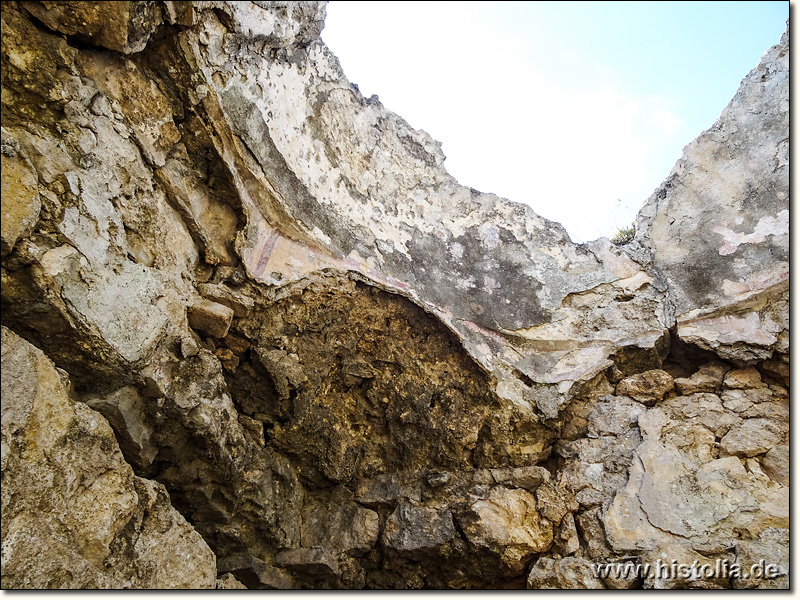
[198,282,255,317]
[535,480,579,524]
[557,422,642,510]
[733,527,789,589]
[156,152,238,264]
[275,547,340,578]
[85,385,158,470]
[490,465,549,491]
[604,405,788,557]
[527,556,606,589]
[382,503,458,559]
[639,544,733,589]
[723,366,765,389]
[216,573,248,589]
[457,486,553,575]
[601,561,641,590]
[660,393,741,438]
[301,488,380,557]
[1,148,41,257]
[1,327,216,589]
[587,395,646,436]
[21,1,162,53]
[552,512,580,557]
[627,24,788,363]
[216,553,293,590]
[356,473,422,507]
[719,418,787,458]
[757,355,789,386]
[760,444,788,486]
[575,507,612,559]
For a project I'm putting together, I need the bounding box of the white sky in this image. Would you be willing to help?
[322,1,788,243]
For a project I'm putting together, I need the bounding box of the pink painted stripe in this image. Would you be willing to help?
[254,229,279,277]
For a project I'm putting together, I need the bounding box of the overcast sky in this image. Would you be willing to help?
[322,1,788,243]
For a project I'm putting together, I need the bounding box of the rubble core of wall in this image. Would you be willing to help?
[0,1,788,590]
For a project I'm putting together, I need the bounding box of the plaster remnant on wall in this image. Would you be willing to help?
[712,209,789,255]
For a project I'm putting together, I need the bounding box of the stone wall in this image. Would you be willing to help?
[0,1,788,589]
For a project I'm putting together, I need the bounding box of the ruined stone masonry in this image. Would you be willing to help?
[0,1,788,589]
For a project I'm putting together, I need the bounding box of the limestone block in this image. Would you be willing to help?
[188,298,234,338]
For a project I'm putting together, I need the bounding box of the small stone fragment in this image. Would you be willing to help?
[527,557,606,589]
[224,332,251,354]
[457,487,553,575]
[216,573,248,589]
[217,554,293,590]
[301,490,380,557]
[382,503,457,559]
[553,513,580,556]
[490,465,549,490]
[275,547,340,578]
[215,347,239,372]
[616,370,674,405]
[180,335,200,358]
[188,299,234,338]
[535,480,579,524]
[674,361,729,395]
[575,507,612,559]
[723,367,765,390]
[198,282,255,318]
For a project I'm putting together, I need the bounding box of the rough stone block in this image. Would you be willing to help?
[188,298,234,338]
